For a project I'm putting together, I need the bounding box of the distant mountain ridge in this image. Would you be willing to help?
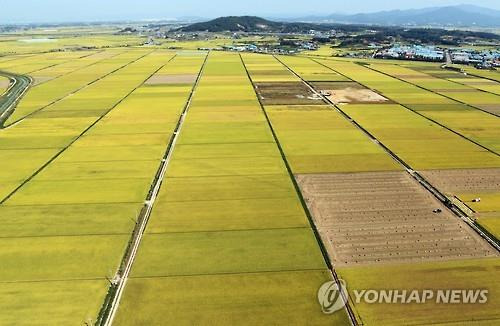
[294,5,500,27]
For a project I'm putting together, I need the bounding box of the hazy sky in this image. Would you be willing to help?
[3,0,500,23]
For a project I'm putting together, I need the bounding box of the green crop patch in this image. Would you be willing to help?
[3,118,91,135]
[0,279,109,325]
[86,121,177,135]
[402,151,500,170]
[459,192,500,213]
[277,55,350,81]
[381,92,454,105]
[58,145,166,162]
[185,110,265,123]
[340,104,500,170]
[131,228,325,277]
[29,109,105,119]
[478,214,500,240]
[160,173,299,202]
[266,108,353,129]
[115,270,349,325]
[286,153,401,173]
[0,148,60,181]
[178,122,274,144]
[241,53,299,83]
[173,143,281,159]
[36,160,159,181]
[282,139,384,155]
[167,157,287,177]
[0,133,76,149]
[102,106,185,123]
[147,197,308,233]
[436,90,498,105]
[448,78,500,95]
[0,234,128,281]
[384,139,487,153]
[276,129,375,142]
[74,133,169,147]
[5,178,152,205]
[338,258,500,325]
[0,180,25,200]
[407,103,474,112]
[264,105,400,173]
[190,99,260,108]
[0,203,139,237]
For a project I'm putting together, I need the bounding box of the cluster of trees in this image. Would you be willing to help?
[339,28,500,46]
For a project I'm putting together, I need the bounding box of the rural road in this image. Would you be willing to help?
[444,49,452,65]
[0,70,32,127]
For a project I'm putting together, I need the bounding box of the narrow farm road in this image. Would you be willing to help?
[0,70,32,127]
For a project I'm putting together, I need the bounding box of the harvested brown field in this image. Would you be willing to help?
[254,82,324,105]
[312,81,389,104]
[296,171,497,267]
[420,168,500,193]
[145,74,197,85]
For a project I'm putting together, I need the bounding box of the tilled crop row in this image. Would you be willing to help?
[299,171,497,266]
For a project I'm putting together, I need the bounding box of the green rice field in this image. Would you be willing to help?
[0,44,499,325]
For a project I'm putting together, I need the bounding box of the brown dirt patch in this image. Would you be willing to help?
[146,74,197,85]
[420,169,500,193]
[327,88,389,104]
[312,81,389,104]
[296,171,497,267]
[0,79,11,90]
[254,82,325,105]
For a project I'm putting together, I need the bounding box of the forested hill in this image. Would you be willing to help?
[176,16,334,33]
